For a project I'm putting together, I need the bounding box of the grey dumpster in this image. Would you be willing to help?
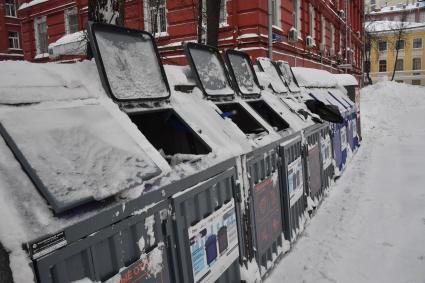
[257,58,333,208]
[184,43,291,276]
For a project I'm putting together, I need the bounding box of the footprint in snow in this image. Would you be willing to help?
[382,242,393,247]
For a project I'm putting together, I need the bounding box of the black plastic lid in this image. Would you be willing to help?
[87,22,171,103]
[256,57,288,94]
[183,42,235,100]
[224,49,261,99]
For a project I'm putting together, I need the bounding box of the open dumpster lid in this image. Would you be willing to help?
[223,50,261,99]
[87,22,171,103]
[184,42,235,99]
[275,60,301,93]
[256,57,288,94]
[0,105,161,214]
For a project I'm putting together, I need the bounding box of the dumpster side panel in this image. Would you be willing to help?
[279,137,307,242]
[0,243,13,283]
[331,124,343,172]
[171,168,241,283]
[248,148,284,272]
[34,201,169,283]
[305,131,323,201]
[320,127,335,190]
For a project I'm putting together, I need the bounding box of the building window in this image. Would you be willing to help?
[379,60,386,72]
[413,38,422,49]
[421,12,425,22]
[395,59,403,71]
[331,23,335,50]
[219,0,227,25]
[144,0,167,35]
[412,58,421,70]
[8,32,20,49]
[378,41,387,51]
[293,0,301,32]
[65,8,79,34]
[5,0,17,17]
[396,39,405,50]
[412,79,421,85]
[34,17,48,55]
[309,4,315,38]
[271,0,281,27]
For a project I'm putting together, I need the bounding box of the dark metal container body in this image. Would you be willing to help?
[170,167,241,283]
[320,126,335,190]
[279,135,307,242]
[246,143,285,273]
[34,200,170,283]
[304,125,324,202]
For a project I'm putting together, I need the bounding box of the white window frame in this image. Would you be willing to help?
[8,31,20,49]
[271,0,281,28]
[294,0,301,35]
[5,0,17,18]
[412,57,421,70]
[219,0,228,27]
[330,23,335,50]
[64,7,79,34]
[34,16,48,55]
[413,38,422,49]
[309,4,315,39]
[421,12,425,23]
[395,58,404,71]
[143,0,168,36]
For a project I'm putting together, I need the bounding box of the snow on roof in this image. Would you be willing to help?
[334,74,359,86]
[292,67,338,88]
[370,1,425,14]
[18,0,48,10]
[365,21,425,33]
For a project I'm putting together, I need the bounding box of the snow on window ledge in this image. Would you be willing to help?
[272,25,283,32]
[34,53,49,59]
[154,31,169,38]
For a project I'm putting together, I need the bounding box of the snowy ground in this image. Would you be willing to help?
[266,81,425,283]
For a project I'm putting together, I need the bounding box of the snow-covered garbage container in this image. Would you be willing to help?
[87,22,249,283]
[334,74,361,145]
[184,43,291,276]
[257,58,332,209]
[292,67,351,176]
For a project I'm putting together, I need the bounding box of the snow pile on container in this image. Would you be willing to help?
[292,67,338,88]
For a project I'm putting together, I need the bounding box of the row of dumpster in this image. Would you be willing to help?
[0,22,361,283]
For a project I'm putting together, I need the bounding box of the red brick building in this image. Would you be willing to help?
[2,0,363,77]
[0,0,24,60]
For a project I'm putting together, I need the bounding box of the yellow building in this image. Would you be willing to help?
[367,21,425,85]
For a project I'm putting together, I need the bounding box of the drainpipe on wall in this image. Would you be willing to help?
[268,0,273,59]
[345,0,348,73]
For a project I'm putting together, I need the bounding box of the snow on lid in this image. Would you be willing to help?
[334,74,358,86]
[292,67,337,88]
[0,104,161,213]
[256,57,288,94]
[49,30,86,48]
[227,52,261,96]
[187,45,234,97]
[365,21,425,33]
[93,28,169,101]
[276,61,301,93]
[18,0,48,10]
[0,61,99,104]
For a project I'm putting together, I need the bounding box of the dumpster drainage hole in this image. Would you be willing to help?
[129,109,211,166]
[216,102,268,137]
[247,100,290,132]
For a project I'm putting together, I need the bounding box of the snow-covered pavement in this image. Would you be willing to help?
[266,82,425,283]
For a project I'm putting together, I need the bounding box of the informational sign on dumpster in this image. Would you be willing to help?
[188,199,239,283]
[106,244,168,283]
[288,157,304,206]
[340,127,347,150]
[252,171,283,255]
[321,135,332,169]
[307,144,322,194]
[352,119,357,139]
